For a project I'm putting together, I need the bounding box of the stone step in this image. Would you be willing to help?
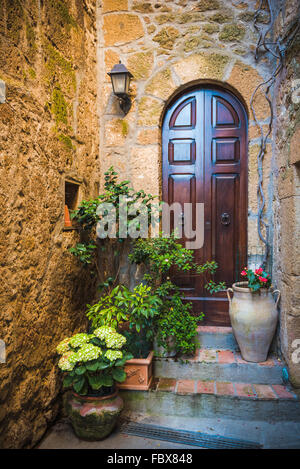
[197,326,239,350]
[154,349,284,384]
[120,379,300,423]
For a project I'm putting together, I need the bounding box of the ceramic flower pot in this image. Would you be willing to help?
[118,351,154,390]
[227,282,280,362]
[64,390,123,440]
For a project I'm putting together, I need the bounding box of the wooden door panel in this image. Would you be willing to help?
[211,173,239,285]
[162,86,247,326]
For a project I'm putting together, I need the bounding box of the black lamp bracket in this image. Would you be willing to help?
[118,95,131,115]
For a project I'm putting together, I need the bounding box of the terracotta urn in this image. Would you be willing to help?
[64,390,123,440]
[227,282,280,362]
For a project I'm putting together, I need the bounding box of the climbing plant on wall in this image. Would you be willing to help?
[251,0,300,267]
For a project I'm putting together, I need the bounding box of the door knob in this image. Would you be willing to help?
[221,212,230,226]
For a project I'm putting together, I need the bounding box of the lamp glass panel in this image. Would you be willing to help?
[124,75,130,94]
[111,73,126,95]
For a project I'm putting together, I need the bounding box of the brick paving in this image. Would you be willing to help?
[154,378,297,400]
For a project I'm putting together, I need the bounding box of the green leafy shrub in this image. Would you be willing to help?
[86,283,163,358]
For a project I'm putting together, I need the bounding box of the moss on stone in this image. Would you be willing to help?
[184,37,202,52]
[138,97,163,126]
[127,51,153,79]
[219,24,246,42]
[147,25,156,34]
[203,23,219,34]
[132,2,153,13]
[210,11,233,23]
[49,0,77,29]
[199,33,214,41]
[196,0,219,11]
[233,47,247,56]
[26,21,36,49]
[58,133,74,150]
[177,12,205,24]
[44,41,76,92]
[156,14,175,24]
[51,86,68,125]
[238,11,255,22]
[186,26,201,34]
[6,1,24,43]
[121,119,129,137]
[153,27,180,50]
[145,68,175,100]
[28,67,36,79]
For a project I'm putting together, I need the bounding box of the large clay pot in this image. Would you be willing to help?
[227,282,280,362]
[64,390,123,440]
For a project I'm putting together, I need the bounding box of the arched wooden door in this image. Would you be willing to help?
[162,86,248,326]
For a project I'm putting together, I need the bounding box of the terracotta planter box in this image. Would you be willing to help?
[118,351,153,391]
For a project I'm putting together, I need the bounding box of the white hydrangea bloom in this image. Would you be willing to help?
[76,343,102,362]
[56,337,71,355]
[69,333,90,348]
[93,326,126,350]
[93,326,116,340]
[58,351,77,371]
[105,349,123,362]
[105,333,126,350]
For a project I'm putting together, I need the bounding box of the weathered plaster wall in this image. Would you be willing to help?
[98,0,274,258]
[0,0,100,447]
[272,1,300,387]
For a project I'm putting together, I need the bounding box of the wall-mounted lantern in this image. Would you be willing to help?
[107,61,133,114]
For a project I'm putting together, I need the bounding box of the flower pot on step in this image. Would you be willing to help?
[227,282,280,362]
[118,351,153,390]
[64,390,123,440]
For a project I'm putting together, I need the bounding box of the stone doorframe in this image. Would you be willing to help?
[102,54,272,262]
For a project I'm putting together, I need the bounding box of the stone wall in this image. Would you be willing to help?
[98,0,274,259]
[0,0,100,447]
[272,0,300,387]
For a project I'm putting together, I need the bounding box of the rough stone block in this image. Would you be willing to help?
[103,14,144,46]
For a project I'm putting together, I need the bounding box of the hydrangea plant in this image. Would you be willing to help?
[56,329,133,396]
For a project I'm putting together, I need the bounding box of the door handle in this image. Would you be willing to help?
[221,212,230,226]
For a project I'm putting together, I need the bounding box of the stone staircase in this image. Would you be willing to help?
[120,326,300,424]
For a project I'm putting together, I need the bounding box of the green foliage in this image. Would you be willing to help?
[156,290,200,356]
[56,329,133,396]
[129,234,225,356]
[67,168,226,358]
[129,233,225,293]
[71,167,157,233]
[69,243,97,264]
[86,283,163,357]
[51,86,68,125]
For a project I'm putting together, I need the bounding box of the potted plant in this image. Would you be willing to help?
[69,168,224,364]
[129,234,224,357]
[56,328,132,440]
[86,283,162,390]
[227,267,281,363]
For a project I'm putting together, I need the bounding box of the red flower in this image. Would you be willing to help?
[259,276,267,283]
[255,268,263,275]
[241,270,247,276]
